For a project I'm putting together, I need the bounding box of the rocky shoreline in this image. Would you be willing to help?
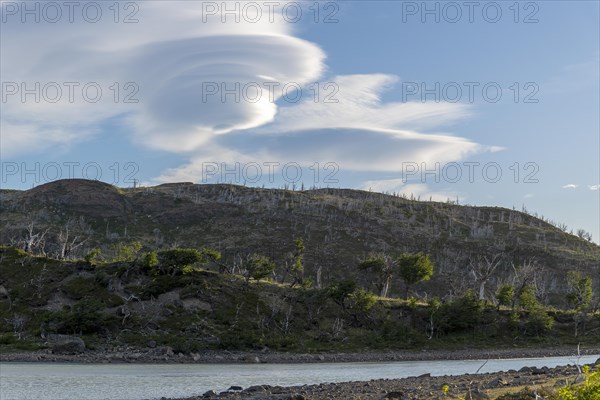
[2,347,599,399]
[1,346,598,364]
[172,360,600,400]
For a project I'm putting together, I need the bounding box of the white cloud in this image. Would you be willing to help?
[258,74,473,133]
[1,1,324,156]
[150,74,498,182]
[360,179,463,202]
[2,1,499,183]
[562,184,579,189]
[589,185,600,191]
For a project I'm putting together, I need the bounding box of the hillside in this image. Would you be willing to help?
[0,246,599,356]
[1,179,598,302]
[1,180,599,354]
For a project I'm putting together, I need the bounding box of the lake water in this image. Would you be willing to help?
[1,355,598,400]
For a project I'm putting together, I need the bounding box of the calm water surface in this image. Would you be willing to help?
[1,355,598,400]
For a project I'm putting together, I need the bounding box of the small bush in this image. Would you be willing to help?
[0,333,17,345]
[157,248,203,275]
[558,365,600,400]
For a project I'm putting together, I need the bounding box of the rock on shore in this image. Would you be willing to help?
[175,361,600,400]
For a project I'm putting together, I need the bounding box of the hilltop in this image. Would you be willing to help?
[1,179,598,302]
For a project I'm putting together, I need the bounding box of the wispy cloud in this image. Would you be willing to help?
[562,184,579,189]
[589,184,600,191]
[152,73,499,183]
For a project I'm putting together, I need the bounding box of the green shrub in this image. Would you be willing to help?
[84,248,102,266]
[117,241,142,263]
[245,254,276,282]
[157,248,203,275]
[327,280,357,308]
[496,284,515,309]
[45,298,107,334]
[63,277,99,300]
[524,307,554,336]
[437,290,483,333]
[558,365,600,400]
[348,289,376,313]
[0,333,17,345]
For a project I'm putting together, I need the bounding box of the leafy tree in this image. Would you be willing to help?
[397,252,434,298]
[525,307,554,336]
[345,289,377,323]
[496,284,515,310]
[566,271,593,337]
[246,254,276,282]
[327,280,357,309]
[157,248,203,275]
[117,241,142,263]
[517,285,554,336]
[566,271,593,310]
[142,251,158,271]
[518,285,540,311]
[359,253,395,298]
[201,247,221,261]
[155,247,222,276]
[84,248,101,266]
[347,289,376,313]
[437,290,483,333]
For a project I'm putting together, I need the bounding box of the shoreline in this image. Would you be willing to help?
[174,361,600,400]
[1,346,598,364]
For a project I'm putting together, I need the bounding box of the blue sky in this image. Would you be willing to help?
[1,1,599,242]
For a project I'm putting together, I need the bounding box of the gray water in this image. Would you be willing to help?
[1,355,598,400]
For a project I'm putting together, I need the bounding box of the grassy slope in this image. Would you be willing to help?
[1,246,598,354]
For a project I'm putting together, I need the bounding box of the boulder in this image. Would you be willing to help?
[245,385,268,392]
[46,334,85,354]
[485,377,509,388]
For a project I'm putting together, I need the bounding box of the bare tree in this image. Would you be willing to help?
[56,219,88,260]
[510,258,544,308]
[469,253,504,300]
[359,252,396,298]
[22,222,49,256]
[5,314,28,340]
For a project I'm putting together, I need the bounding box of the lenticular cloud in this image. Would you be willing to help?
[1,0,494,180]
[0,1,325,155]
[126,34,325,152]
